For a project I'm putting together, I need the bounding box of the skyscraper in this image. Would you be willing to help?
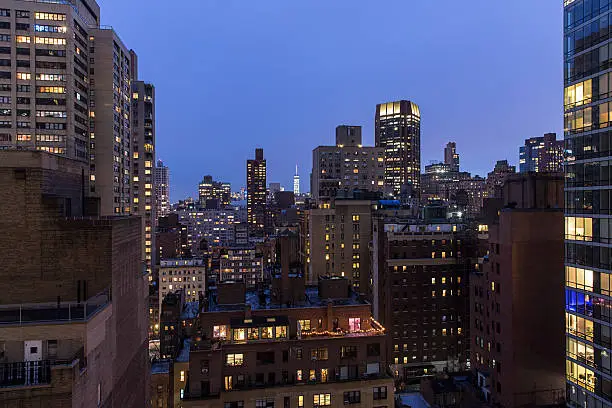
[564,1,606,405]
[198,175,231,208]
[444,141,460,172]
[155,160,170,219]
[375,100,421,198]
[519,132,565,173]
[247,148,266,238]
[293,164,300,195]
[131,80,156,278]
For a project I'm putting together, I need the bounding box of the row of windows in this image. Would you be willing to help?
[565,0,612,31]
[565,11,612,56]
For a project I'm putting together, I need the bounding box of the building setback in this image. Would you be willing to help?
[471,172,565,407]
[311,125,385,203]
[375,100,421,198]
[247,148,266,238]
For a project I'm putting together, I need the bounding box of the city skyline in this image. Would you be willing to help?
[99,1,562,201]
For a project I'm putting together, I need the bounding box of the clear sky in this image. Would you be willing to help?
[99,0,562,201]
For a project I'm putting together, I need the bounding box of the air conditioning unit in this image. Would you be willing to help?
[201,368,209,374]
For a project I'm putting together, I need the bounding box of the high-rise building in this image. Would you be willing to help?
[198,175,231,208]
[519,132,565,173]
[89,28,135,216]
[375,100,421,198]
[471,173,565,407]
[155,159,170,219]
[485,160,516,198]
[247,148,266,238]
[131,80,156,278]
[563,2,610,405]
[372,205,475,382]
[311,125,385,203]
[444,142,460,172]
[293,164,300,195]
[0,1,99,162]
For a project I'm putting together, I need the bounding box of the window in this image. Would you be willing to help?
[35,25,67,33]
[224,376,233,391]
[224,402,244,408]
[16,72,30,80]
[311,347,328,360]
[256,399,274,408]
[213,325,227,338]
[276,326,287,339]
[565,266,594,291]
[344,391,361,404]
[296,369,303,381]
[348,318,361,332]
[309,369,316,381]
[565,79,593,108]
[16,36,30,43]
[298,396,304,408]
[35,12,66,21]
[367,343,381,357]
[36,73,66,81]
[341,345,357,358]
[373,386,387,400]
[565,217,593,241]
[225,353,244,366]
[180,370,185,382]
[35,37,66,46]
[37,86,66,94]
[314,393,331,407]
[298,319,311,331]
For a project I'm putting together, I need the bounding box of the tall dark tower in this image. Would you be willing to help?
[375,100,421,198]
[247,148,266,238]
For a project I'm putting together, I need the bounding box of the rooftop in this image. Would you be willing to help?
[176,339,191,363]
[209,286,365,312]
[151,360,171,375]
[181,302,200,320]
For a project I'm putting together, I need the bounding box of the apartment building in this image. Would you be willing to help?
[311,125,385,203]
[131,79,156,278]
[471,173,565,407]
[159,258,206,306]
[0,1,98,161]
[372,208,475,382]
[182,277,393,408]
[0,150,148,407]
[219,245,264,288]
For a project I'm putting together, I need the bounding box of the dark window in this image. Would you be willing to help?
[0,59,9,66]
[224,402,244,408]
[0,22,9,29]
[296,348,302,360]
[373,387,387,400]
[284,397,289,408]
[343,391,361,404]
[0,47,9,54]
[17,97,30,105]
[16,48,29,56]
[36,61,66,70]
[282,350,288,362]
[17,60,29,68]
[341,346,358,358]
[256,351,275,365]
[367,343,380,357]
[0,71,10,79]
[36,49,66,57]
[16,23,29,31]
[497,382,502,393]
[255,373,264,384]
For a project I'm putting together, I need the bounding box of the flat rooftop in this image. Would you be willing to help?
[208,286,365,312]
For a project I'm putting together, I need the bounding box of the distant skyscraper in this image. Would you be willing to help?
[198,175,231,208]
[155,160,170,219]
[375,101,421,198]
[311,125,385,203]
[247,148,266,238]
[444,142,460,172]
[293,165,300,195]
[519,132,564,173]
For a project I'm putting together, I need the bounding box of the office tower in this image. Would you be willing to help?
[0,1,99,161]
[375,100,421,198]
[563,2,612,405]
[294,164,300,195]
[444,142,460,172]
[247,148,266,238]
[131,80,156,278]
[485,160,516,198]
[198,175,231,208]
[371,204,475,382]
[182,276,392,406]
[0,150,148,407]
[471,173,565,407]
[306,193,377,293]
[155,159,170,219]
[311,125,385,203]
[519,132,565,173]
[89,28,134,215]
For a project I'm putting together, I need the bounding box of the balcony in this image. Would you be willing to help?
[0,289,110,326]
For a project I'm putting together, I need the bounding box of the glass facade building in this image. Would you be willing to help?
[564,0,612,406]
[375,100,421,198]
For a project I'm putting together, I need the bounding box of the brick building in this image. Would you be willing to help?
[0,151,149,407]
[470,173,565,407]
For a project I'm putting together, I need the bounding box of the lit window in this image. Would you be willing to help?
[314,393,331,406]
[298,395,304,408]
[225,353,244,366]
[296,370,303,381]
[224,376,232,391]
[348,318,361,332]
[16,35,30,43]
[213,325,227,338]
[180,371,185,382]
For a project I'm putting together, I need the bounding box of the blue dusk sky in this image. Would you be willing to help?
[99,0,562,201]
